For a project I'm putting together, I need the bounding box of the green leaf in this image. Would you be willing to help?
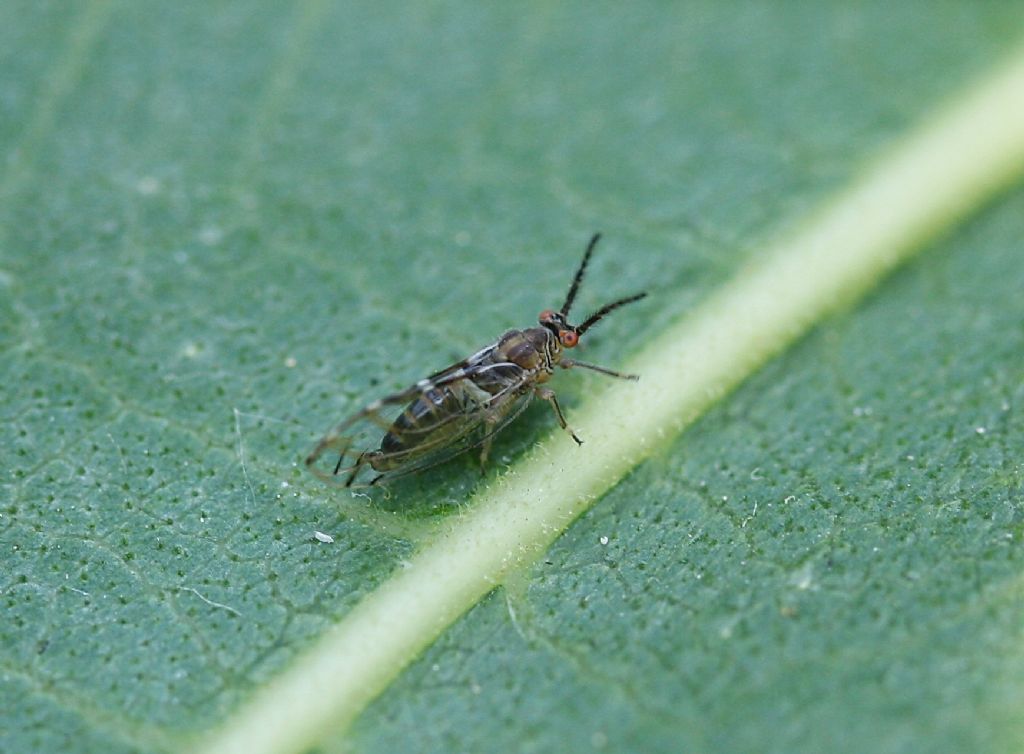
[2,4,1024,754]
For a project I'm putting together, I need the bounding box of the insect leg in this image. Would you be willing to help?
[478,435,493,474]
[344,450,370,487]
[332,438,353,474]
[303,433,352,482]
[477,413,502,474]
[305,382,432,475]
[535,387,582,445]
[559,358,639,381]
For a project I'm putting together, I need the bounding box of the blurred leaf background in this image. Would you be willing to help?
[1,2,1023,752]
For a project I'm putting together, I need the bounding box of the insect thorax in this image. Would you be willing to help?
[495,327,560,376]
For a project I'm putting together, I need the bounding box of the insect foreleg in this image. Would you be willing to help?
[559,358,639,381]
[535,387,582,445]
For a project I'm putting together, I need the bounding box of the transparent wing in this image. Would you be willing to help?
[365,388,535,484]
[424,341,500,381]
[305,361,533,488]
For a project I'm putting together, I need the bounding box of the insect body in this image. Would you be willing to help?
[305,234,647,487]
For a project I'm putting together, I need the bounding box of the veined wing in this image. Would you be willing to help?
[364,388,535,485]
[305,360,532,487]
[423,340,502,381]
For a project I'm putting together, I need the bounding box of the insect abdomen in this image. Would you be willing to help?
[374,386,466,468]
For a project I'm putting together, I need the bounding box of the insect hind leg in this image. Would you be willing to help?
[305,432,350,474]
[332,439,353,475]
[305,434,375,487]
[345,450,371,487]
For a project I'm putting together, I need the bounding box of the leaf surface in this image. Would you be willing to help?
[1,3,1023,753]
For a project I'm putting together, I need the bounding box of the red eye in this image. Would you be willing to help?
[539,309,556,323]
[559,330,579,348]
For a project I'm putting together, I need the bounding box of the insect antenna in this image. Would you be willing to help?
[576,291,648,335]
[560,232,602,317]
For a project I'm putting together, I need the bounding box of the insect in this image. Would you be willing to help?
[305,233,647,488]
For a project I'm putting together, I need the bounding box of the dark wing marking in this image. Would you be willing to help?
[424,341,500,381]
[305,361,531,487]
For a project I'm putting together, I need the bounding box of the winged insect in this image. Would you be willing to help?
[306,234,646,487]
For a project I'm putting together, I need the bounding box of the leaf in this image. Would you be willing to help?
[2,4,1024,754]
